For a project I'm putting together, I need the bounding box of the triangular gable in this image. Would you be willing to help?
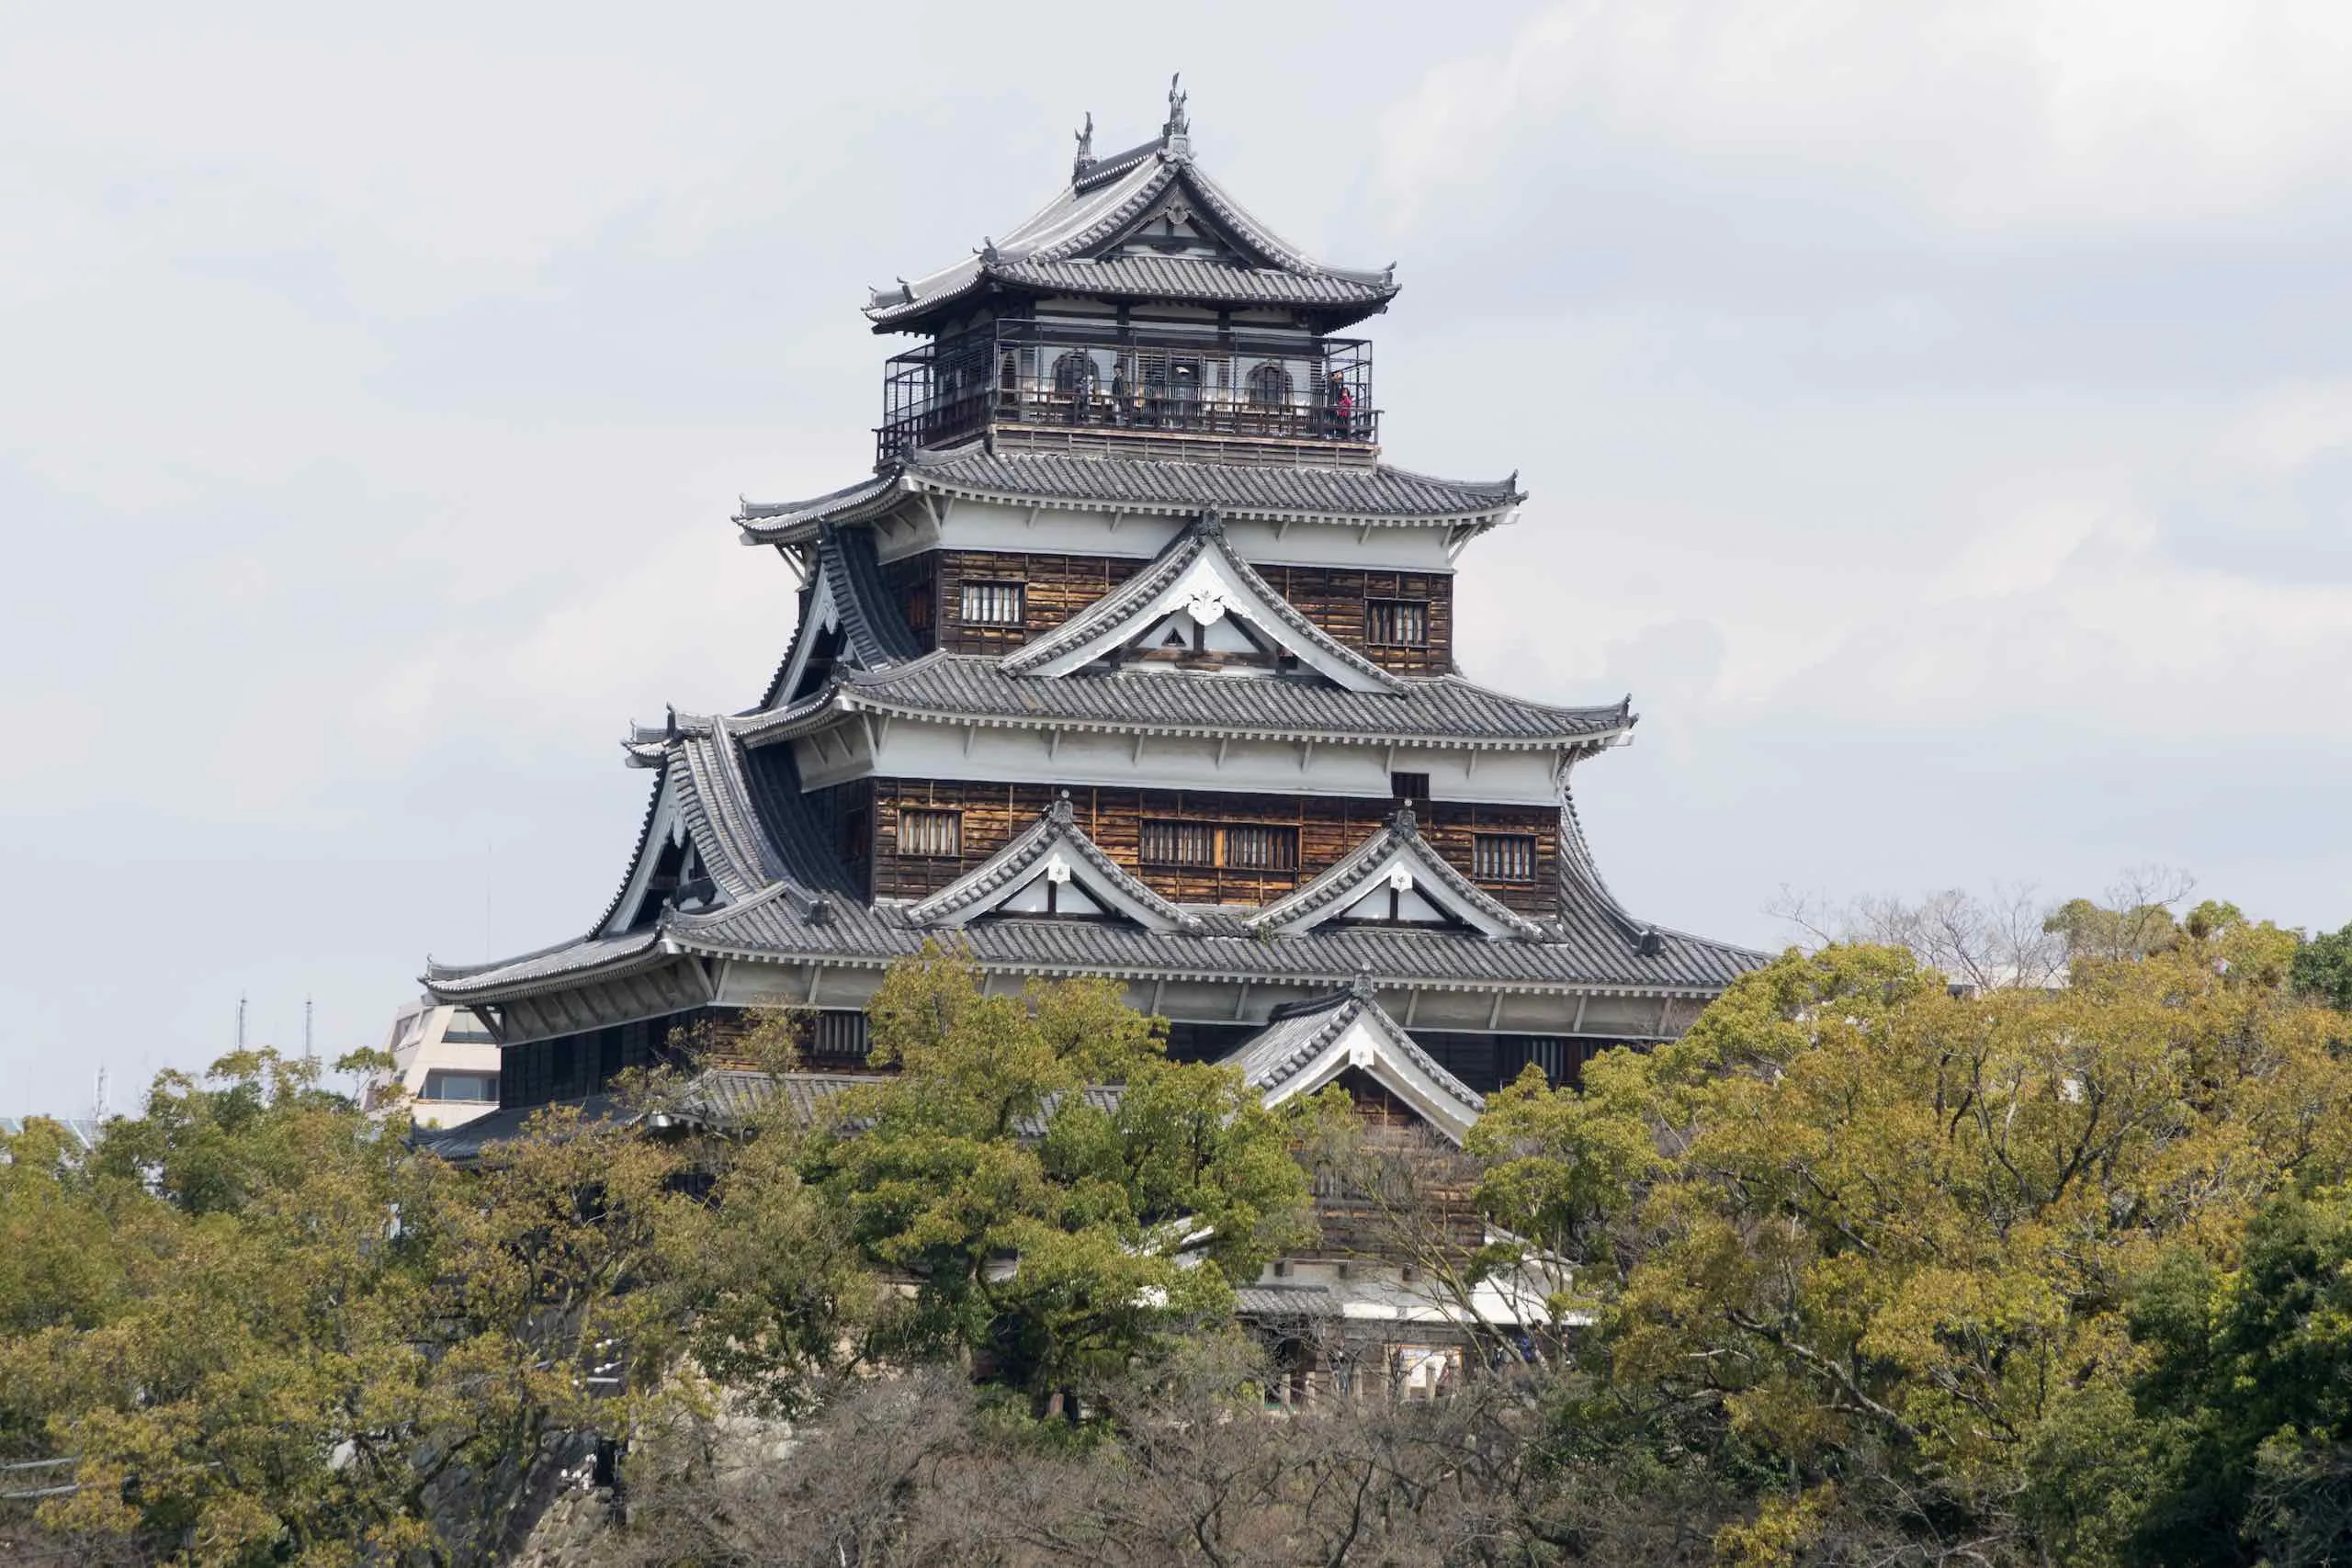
[1001,512,1405,694]
[1246,809,1544,941]
[766,525,922,707]
[604,719,839,935]
[903,796,1202,933]
[1220,978,1484,1145]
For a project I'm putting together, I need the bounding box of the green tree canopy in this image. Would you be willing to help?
[810,948,1317,1398]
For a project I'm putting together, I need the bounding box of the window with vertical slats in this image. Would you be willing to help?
[959,581,1025,626]
[1140,820,1298,871]
[1222,824,1298,872]
[1473,833,1537,883]
[1140,819,1216,866]
[899,808,963,859]
[1365,598,1430,648]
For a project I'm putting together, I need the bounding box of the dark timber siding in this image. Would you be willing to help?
[869,778,1556,914]
[1255,564,1453,674]
[932,550,1150,654]
[878,548,1453,669]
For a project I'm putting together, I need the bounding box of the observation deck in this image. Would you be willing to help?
[876,319,1376,468]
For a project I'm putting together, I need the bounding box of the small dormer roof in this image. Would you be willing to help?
[1247,809,1546,942]
[903,795,1202,933]
[1000,509,1406,694]
[1218,976,1485,1144]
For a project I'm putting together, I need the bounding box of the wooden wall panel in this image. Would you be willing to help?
[869,778,1555,913]
[1256,565,1454,674]
[930,550,1149,654]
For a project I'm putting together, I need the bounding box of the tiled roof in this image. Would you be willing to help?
[863,146,1395,330]
[424,929,666,990]
[1234,1284,1341,1318]
[426,738,1764,1006]
[731,653,1631,751]
[1224,982,1482,1108]
[1218,978,1485,1142]
[988,254,1391,310]
[676,729,788,900]
[736,446,1522,543]
[412,1095,624,1164]
[664,1069,1124,1142]
[756,525,926,708]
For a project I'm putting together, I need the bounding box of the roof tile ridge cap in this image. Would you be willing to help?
[1176,164,1323,276]
[1372,459,1526,498]
[1029,157,1175,264]
[703,723,793,886]
[904,815,1059,923]
[1000,517,1212,673]
[1390,828,1545,939]
[1200,525,1408,694]
[1245,822,1403,931]
[667,876,803,930]
[1053,809,1201,930]
[423,921,657,984]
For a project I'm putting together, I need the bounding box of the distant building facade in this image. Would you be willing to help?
[369,1001,501,1129]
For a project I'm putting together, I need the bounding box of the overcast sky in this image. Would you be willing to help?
[6,1,2350,1113]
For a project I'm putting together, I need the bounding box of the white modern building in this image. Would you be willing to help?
[369,1001,502,1128]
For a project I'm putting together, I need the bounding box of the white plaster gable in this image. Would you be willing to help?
[903,800,1200,933]
[997,864,1106,917]
[1335,874,1449,925]
[1250,820,1544,942]
[1004,513,1405,694]
[1227,985,1486,1145]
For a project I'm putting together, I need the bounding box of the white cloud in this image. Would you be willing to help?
[1380,0,2352,231]
[2215,381,2352,475]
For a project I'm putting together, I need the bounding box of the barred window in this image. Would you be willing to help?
[899,807,963,859]
[1140,819,1216,866]
[1389,772,1430,807]
[1223,824,1298,872]
[1139,820,1297,871]
[1366,598,1429,648]
[1473,833,1537,883]
[960,581,1025,626]
[807,1011,871,1060]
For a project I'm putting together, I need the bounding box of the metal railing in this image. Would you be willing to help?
[877,321,1376,463]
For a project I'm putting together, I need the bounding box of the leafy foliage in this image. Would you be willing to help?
[811,948,1316,1397]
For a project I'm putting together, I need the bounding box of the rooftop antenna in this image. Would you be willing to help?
[93,1066,109,1122]
[236,991,247,1051]
[304,995,314,1064]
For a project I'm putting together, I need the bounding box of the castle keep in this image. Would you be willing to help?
[423,85,1762,1156]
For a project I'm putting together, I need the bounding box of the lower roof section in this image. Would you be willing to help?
[425,873,1761,1012]
[734,442,1523,545]
[732,652,1630,752]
